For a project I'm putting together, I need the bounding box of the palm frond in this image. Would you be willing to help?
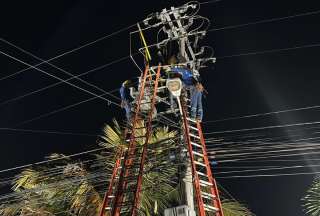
[222,199,254,216]
[302,176,320,216]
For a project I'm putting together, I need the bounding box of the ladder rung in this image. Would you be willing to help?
[189,125,198,131]
[186,117,196,123]
[139,102,152,105]
[157,86,167,90]
[192,151,204,157]
[199,180,213,187]
[105,207,111,210]
[196,171,207,177]
[201,191,216,199]
[191,142,202,148]
[108,195,115,198]
[190,133,200,139]
[194,161,206,167]
[204,204,219,212]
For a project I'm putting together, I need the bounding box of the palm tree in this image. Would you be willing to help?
[0,120,179,215]
[0,119,254,216]
[302,176,320,216]
[0,156,102,216]
[98,119,180,215]
[222,199,255,216]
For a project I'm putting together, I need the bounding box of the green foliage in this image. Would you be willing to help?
[0,119,254,216]
[222,199,255,216]
[99,120,179,215]
[302,176,320,216]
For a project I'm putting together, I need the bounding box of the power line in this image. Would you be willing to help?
[0,50,121,107]
[12,40,320,127]
[14,90,118,127]
[0,55,129,107]
[214,146,320,160]
[209,9,320,32]
[205,120,320,135]
[203,104,320,124]
[0,127,98,137]
[0,38,120,102]
[0,147,105,174]
[218,151,320,163]
[217,171,320,179]
[6,9,320,125]
[0,24,135,83]
[217,42,320,59]
[200,0,222,5]
[216,164,320,175]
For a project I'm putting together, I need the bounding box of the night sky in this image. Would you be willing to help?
[1,0,320,215]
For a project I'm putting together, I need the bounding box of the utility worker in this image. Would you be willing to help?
[190,82,204,122]
[167,55,205,121]
[120,80,133,122]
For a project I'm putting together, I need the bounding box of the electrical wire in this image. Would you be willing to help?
[203,105,320,124]
[217,151,320,163]
[0,147,106,174]
[0,24,136,83]
[200,0,222,5]
[217,42,320,59]
[0,38,121,103]
[14,88,119,127]
[216,164,320,175]
[0,127,98,137]
[0,55,130,108]
[217,171,320,179]
[0,50,123,107]
[205,120,320,135]
[209,9,320,32]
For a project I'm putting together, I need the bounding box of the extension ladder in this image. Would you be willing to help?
[181,96,224,216]
[100,65,161,216]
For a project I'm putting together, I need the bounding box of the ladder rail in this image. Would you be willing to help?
[197,121,224,216]
[131,64,161,216]
[99,149,124,216]
[181,95,224,216]
[112,65,150,216]
[180,99,206,216]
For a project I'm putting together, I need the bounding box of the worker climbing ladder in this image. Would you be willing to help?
[100,65,161,216]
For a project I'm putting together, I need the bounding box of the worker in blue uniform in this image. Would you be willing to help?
[169,66,204,122]
[190,82,204,122]
[120,80,133,122]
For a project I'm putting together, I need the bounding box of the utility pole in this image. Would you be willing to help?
[100,2,223,216]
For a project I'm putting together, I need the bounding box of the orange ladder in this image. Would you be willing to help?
[100,65,161,216]
[181,96,224,216]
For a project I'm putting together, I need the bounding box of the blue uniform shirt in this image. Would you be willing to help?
[120,85,130,101]
[170,67,194,86]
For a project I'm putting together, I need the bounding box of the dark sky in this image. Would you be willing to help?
[1,0,320,215]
